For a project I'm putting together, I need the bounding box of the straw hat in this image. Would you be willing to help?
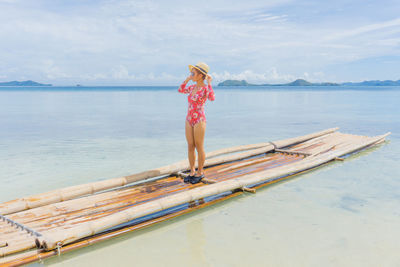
[188,62,209,76]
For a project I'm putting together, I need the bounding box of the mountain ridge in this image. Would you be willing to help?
[0,80,52,86]
[218,79,400,86]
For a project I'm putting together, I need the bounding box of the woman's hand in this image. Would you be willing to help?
[185,73,193,83]
[206,74,212,84]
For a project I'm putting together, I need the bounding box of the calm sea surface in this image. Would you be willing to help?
[0,86,399,266]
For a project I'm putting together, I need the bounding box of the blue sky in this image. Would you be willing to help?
[0,0,399,85]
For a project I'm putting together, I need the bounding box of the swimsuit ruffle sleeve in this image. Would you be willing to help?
[178,82,191,94]
[206,84,215,101]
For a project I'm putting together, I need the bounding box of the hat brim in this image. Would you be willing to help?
[188,65,208,76]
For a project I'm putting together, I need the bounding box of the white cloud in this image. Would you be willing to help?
[80,73,108,81]
[324,17,400,41]
[211,68,327,84]
[254,14,288,22]
[0,0,398,84]
[40,60,72,80]
[112,65,134,80]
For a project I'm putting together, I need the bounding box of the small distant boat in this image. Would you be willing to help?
[0,128,390,265]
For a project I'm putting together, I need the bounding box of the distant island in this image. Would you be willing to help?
[218,79,400,86]
[0,80,52,86]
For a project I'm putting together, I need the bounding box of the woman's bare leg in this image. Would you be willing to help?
[185,120,196,175]
[194,121,206,175]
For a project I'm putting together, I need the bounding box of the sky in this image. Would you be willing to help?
[0,0,399,85]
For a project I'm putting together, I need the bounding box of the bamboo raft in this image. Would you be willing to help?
[0,128,390,266]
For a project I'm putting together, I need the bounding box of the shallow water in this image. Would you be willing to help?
[0,86,399,266]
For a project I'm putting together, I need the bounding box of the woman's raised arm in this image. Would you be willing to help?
[178,82,190,94]
[205,74,215,101]
[206,84,215,101]
[178,77,192,94]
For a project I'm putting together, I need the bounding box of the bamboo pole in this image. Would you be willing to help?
[36,132,389,250]
[0,190,245,266]
[0,238,36,258]
[210,153,299,182]
[7,186,145,224]
[202,142,274,159]
[205,157,291,185]
[286,131,339,150]
[0,128,339,216]
[7,175,189,224]
[11,182,192,233]
[0,249,40,265]
[217,156,281,173]
[6,176,188,227]
[3,176,196,241]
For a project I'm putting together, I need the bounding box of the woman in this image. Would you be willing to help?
[178,62,215,184]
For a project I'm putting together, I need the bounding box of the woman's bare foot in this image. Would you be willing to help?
[195,170,204,176]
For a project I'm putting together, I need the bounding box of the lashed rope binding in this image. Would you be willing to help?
[268,141,278,150]
[56,242,62,256]
[0,213,42,237]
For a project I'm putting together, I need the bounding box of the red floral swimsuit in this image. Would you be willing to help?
[178,82,215,127]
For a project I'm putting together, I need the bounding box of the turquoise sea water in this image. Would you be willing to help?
[0,86,399,266]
